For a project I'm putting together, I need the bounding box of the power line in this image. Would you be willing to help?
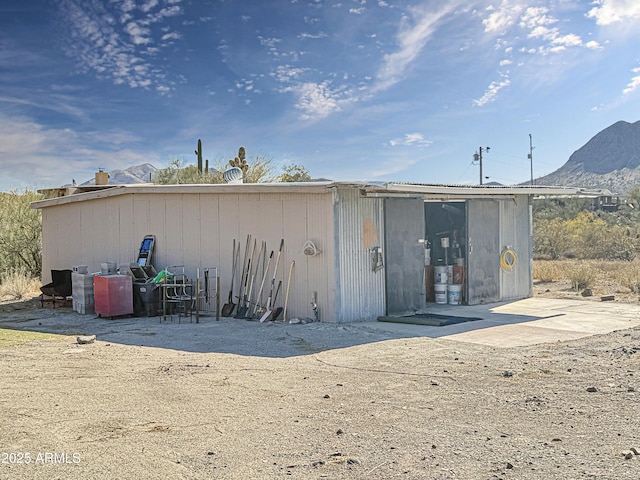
[528,134,535,186]
[472,146,490,185]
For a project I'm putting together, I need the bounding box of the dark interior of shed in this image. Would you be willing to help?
[424,202,466,265]
[424,202,467,303]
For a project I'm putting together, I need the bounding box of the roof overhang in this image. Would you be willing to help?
[359,182,581,201]
[31,180,586,209]
[31,181,340,209]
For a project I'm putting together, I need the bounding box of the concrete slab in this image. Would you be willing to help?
[2,297,640,354]
[369,297,640,347]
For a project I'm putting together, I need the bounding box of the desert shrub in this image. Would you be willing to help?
[278,164,312,182]
[0,267,40,300]
[533,198,593,221]
[532,260,563,282]
[583,225,638,261]
[616,261,640,293]
[0,190,43,278]
[534,218,574,259]
[567,263,597,291]
[154,155,287,185]
[534,208,640,261]
[154,159,221,184]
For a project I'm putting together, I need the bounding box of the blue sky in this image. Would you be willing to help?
[1,0,640,191]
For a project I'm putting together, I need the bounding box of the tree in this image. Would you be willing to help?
[154,159,221,185]
[0,190,43,278]
[278,164,311,182]
[154,153,310,185]
[239,155,279,183]
[626,185,640,209]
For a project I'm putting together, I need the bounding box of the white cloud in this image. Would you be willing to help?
[146,6,182,23]
[125,22,152,45]
[161,31,182,42]
[552,33,583,47]
[473,76,511,106]
[587,0,640,25]
[389,133,432,148]
[282,81,342,120]
[623,66,640,94]
[519,6,557,30]
[141,0,159,13]
[369,158,419,178]
[483,0,525,33]
[298,32,328,40]
[0,113,151,190]
[375,3,459,91]
[271,65,309,83]
[57,0,183,93]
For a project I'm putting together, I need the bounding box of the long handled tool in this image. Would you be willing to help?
[221,239,238,316]
[283,260,295,322]
[236,238,256,318]
[269,280,283,321]
[243,241,264,319]
[234,235,251,318]
[260,238,284,322]
[252,249,273,317]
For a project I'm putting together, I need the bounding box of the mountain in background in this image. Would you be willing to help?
[81,163,158,185]
[535,120,640,195]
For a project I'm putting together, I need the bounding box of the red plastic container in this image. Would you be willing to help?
[94,275,133,318]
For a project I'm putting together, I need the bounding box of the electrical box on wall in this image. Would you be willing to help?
[370,246,383,272]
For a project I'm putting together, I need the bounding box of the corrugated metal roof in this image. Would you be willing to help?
[367,182,581,197]
[31,180,588,209]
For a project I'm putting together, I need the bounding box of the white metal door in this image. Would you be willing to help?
[384,198,426,315]
[466,200,500,305]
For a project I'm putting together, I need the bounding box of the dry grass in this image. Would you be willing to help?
[0,268,41,301]
[0,329,60,348]
[532,260,564,282]
[533,259,640,302]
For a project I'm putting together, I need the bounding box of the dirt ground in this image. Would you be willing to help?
[1,288,639,480]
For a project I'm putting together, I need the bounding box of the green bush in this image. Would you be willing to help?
[534,205,640,261]
[0,190,43,279]
[154,155,298,185]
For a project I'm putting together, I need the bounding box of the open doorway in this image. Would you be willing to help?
[424,202,466,305]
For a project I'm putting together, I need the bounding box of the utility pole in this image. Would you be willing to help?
[473,146,490,185]
[528,134,534,186]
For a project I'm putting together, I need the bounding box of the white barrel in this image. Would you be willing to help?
[434,266,448,284]
[435,284,448,304]
[448,284,462,305]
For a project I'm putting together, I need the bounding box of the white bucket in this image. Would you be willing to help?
[448,284,462,305]
[434,266,448,284]
[435,284,448,304]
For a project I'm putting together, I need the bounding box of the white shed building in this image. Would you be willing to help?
[32,182,577,322]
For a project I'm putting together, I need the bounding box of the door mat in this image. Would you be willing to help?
[377,313,483,327]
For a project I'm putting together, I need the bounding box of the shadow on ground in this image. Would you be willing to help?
[0,296,580,357]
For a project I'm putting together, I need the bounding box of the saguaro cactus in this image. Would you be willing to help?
[228,146,249,179]
[195,139,203,173]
